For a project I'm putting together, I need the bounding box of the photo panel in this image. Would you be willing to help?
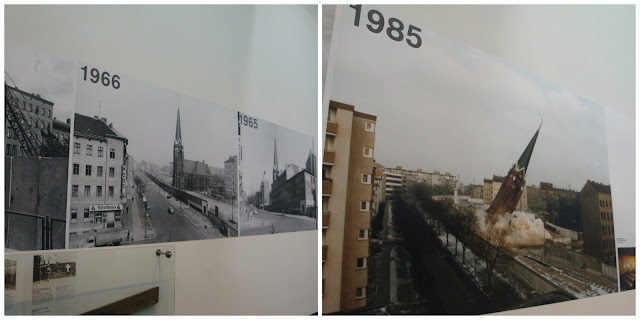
[68,63,238,249]
[237,112,317,236]
[323,5,618,314]
[4,41,75,251]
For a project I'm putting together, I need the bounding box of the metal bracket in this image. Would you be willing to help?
[156,249,172,258]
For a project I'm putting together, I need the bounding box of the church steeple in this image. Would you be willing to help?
[173,108,184,189]
[174,109,183,147]
[273,138,279,182]
[515,120,541,176]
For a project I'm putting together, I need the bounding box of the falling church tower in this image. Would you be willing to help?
[487,121,541,218]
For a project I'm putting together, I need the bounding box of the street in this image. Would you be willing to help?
[240,206,316,236]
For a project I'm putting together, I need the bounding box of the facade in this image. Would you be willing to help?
[68,114,128,248]
[483,175,528,212]
[269,142,317,216]
[5,85,55,156]
[371,162,386,214]
[580,180,615,265]
[383,166,460,195]
[383,168,402,197]
[224,155,238,198]
[322,100,377,313]
[470,184,483,199]
[52,118,71,146]
[486,123,540,217]
[527,182,580,225]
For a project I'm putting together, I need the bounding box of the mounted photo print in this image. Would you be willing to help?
[68,64,239,248]
[323,5,619,315]
[4,41,75,251]
[237,112,317,236]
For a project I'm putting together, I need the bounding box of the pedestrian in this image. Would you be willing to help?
[270,223,275,234]
[127,230,130,240]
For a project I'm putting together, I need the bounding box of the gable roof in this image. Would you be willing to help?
[74,113,126,142]
[184,159,212,176]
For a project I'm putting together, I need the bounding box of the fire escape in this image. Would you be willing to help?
[5,82,44,156]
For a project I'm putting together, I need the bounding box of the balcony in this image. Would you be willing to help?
[326,121,337,136]
[322,179,332,196]
[323,150,335,165]
[322,245,328,262]
[322,212,330,229]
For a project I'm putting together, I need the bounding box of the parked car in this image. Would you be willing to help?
[168,207,175,214]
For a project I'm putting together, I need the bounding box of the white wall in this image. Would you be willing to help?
[5,5,318,315]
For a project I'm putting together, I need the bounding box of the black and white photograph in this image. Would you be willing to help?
[33,253,76,284]
[238,112,317,236]
[5,259,17,290]
[323,5,619,314]
[5,41,74,251]
[68,64,238,248]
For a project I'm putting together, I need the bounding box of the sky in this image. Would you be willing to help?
[74,65,237,169]
[328,6,610,190]
[239,113,315,196]
[5,41,75,121]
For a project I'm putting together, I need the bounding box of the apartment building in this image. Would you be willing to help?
[68,114,128,248]
[322,100,377,313]
[580,180,616,265]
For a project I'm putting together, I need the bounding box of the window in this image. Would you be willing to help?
[96,186,102,197]
[29,103,32,111]
[360,201,370,212]
[86,145,92,156]
[72,185,78,197]
[7,129,12,139]
[74,143,80,154]
[84,186,91,197]
[47,110,51,118]
[83,209,90,222]
[97,166,103,177]
[365,122,375,132]
[110,148,116,159]
[109,167,115,178]
[98,146,104,157]
[73,164,79,175]
[328,109,337,122]
[35,121,39,128]
[356,257,367,269]
[35,105,39,114]
[109,186,114,197]
[71,209,77,224]
[363,147,373,158]
[85,165,92,176]
[358,229,369,240]
[355,287,366,299]
[361,173,371,184]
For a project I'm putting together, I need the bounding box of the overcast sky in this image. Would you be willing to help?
[328,6,610,190]
[239,114,315,195]
[5,41,75,121]
[75,67,236,169]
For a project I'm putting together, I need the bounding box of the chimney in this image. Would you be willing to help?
[101,117,107,123]
[53,117,57,120]
[108,123,113,128]
[94,116,99,120]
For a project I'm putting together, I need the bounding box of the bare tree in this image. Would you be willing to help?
[474,227,507,288]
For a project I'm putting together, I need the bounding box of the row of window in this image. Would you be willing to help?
[603,238,615,250]
[600,211,613,221]
[16,99,52,118]
[602,225,614,236]
[73,164,116,178]
[599,199,612,208]
[74,143,116,159]
[71,185,115,198]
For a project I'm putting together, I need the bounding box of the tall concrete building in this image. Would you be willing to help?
[580,180,615,265]
[322,100,377,313]
[224,155,237,198]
